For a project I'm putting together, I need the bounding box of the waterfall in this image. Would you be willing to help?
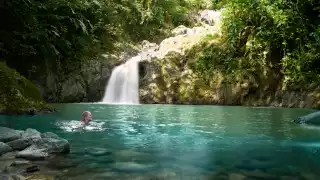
[101,56,141,104]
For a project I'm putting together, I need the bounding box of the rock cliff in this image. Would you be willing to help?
[137,10,320,108]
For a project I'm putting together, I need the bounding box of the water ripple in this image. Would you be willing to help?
[56,120,107,132]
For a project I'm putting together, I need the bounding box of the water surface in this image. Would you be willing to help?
[1,104,320,179]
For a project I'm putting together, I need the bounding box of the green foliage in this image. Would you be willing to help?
[211,0,227,9]
[194,0,320,89]
[120,0,209,42]
[0,62,52,114]
[281,38,320,88]
[1,0,206,78]
[2,0,115,78]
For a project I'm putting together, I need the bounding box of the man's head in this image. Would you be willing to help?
[82,111,92,122]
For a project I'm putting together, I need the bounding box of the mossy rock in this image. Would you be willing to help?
[0,61,54,114]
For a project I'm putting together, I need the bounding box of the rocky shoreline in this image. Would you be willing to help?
[0,127,70,180]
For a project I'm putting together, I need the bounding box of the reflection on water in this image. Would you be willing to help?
[1,104,320,179]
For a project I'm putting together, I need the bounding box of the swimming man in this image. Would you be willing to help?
[81,111,92,125]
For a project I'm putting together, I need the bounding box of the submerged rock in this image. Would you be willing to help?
[11,160,31,166]
[24,174,54,180]
[0,152,16,173]
[10,174,26,180]
[46,156,75,169]
[228,173,246,180]
[111,162,157,172]
[0,127,22,143]
[22,129,41,139]
[241,170,278,179]
[0,142,13,155]
[25,165,40,173]
[114,149,150,158]
[0,151,16,160]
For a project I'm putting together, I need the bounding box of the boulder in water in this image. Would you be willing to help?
[6,128,47,151]
[21,128,41,139]
[0,127,22,143]
[41,132,60,139]
[294,111,320,125]
[33,138,70,154]
[16,145,49,160]
[14,137,70,160]
[6,137,40,150]
[0,127,70,160]
[0,142,13,155]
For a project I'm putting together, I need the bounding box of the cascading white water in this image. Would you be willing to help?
[100,10,222,105]
[101,56,141,104]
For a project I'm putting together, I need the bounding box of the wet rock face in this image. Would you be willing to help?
[0,127,22,143]
[138,61,148,80]
[138,10,222,104]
